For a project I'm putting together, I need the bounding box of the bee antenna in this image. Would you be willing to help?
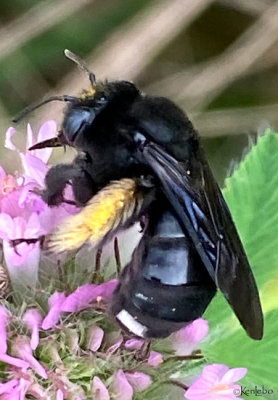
[64,49,96,87]
[12,95,77,123]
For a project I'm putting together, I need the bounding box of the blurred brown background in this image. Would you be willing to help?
[0,0,278,183]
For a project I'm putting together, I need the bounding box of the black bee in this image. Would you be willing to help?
[15,50,263,340]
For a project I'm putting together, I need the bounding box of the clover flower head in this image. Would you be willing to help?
[0,122,78,291]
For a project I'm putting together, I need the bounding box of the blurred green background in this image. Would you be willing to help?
[0,0,278,183]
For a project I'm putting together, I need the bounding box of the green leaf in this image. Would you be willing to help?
[203,130,278,395]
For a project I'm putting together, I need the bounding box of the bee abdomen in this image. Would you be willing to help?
[142,210,211,286]
[112,209,216,338]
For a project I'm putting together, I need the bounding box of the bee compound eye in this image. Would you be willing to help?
[64,109,95,142]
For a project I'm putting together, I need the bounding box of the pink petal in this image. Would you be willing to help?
[0,165,7,182]
[35,120,57,163]
[111,370,133,400]
[171,319,209,356]
[220,368,247,385]
[185,382,211,400]
[124,338,144,350]
[0,191,28,219]
[0,353,29,370]
[0,214,13,239]
[1,392,20,400]
[0,379,18,395]
[3,239,40,288]
[23,309,43,350]
[61,279,118,313]
[1,391,20,400]
[25,212,43,237]
[4,238,40,267]
[17,183,46,213]
[23,308,43,328]
[3,238,30,266]
[13,337,47,379]
[107,334,123,355]
[185,364,244,400]
[147,351,163,367]
[26,124,34,151]
[0,212,42,287]
[56,389,64,400]
[20,153,48,187]
[202,364,230,385]
[124,371,152,392]
[30,324,40,350]
[18,378,30,400]
[39,205,73,234]
[61,284,97,312]
[184,373,221,400]
[210,385,241,397]
[87,325,104,352]
[98,279,118,299]
[28,382,51,400]
[42,292,66,330]
[0,305,9,354]
[37,120,57,142]
[92,377,110,400]
[10,216,26,239]
[5,127,17,151]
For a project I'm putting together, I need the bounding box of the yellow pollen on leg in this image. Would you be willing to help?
[49,179,138,252]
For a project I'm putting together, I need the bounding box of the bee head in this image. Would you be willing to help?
[61,80,140,148]
[14,50,140,151]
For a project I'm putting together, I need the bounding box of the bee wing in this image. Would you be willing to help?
[142,141,263,340]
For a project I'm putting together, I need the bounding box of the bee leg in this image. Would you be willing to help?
[94,248,102,272]
[141,339,151,358]
[114,237,121,275]
[42,163,90,206]
[0,264,11,299]
[71,171,96,205]
[167,380,189,391]
[134,339,151,361]
[139,215,148,233]
[70,153,97,205]
[170,351,204,361]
